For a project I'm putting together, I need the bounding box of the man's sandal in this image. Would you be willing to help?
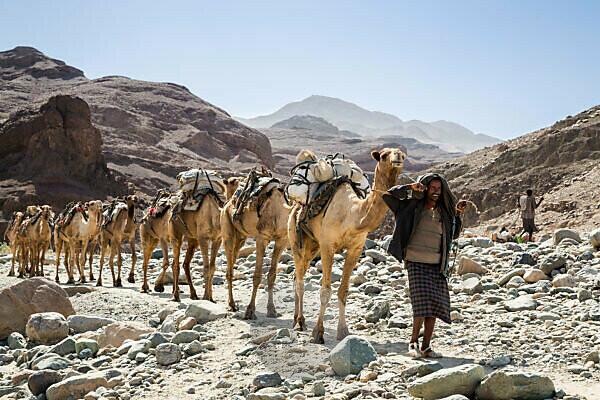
[420,346,442,358]
[409,342,422,359]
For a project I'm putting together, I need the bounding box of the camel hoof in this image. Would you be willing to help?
[89,274,95,281]
[171,295,181,303]
[229,303,238,312]
[202,295,215,303]
[114,278,122,288]
[127,274,135,284]
[190,293,199,301]
[96,280,103,287]
[337,327,350,341]
[17,274,24,279]
[54,277,60,284]
[154,285,165,293]
[141,285,149,294]
[266,307,279,318]
[310,330,325,345]
[8,271,14,277]
[243,309,257,320]
[67,278,75,284]
[80,278,87,284]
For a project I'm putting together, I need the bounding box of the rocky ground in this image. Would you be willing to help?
[0,227,599,400]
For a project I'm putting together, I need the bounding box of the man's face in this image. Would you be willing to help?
[426,179,442,204]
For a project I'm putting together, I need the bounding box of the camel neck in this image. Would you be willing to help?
[357,163,398,231]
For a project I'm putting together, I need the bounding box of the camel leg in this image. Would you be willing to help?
[225,235,245,312]
[29,244,38,278]
[245,238,266,320]
[127,234,137,283]
[78,242,88,284]
[266,239,285,318]
[337,246,362,340]
[199,239,212,301]
[39,244,47,277]
[54,238,62,282]
[88,240,96,281]
[170,239,183,302]
[8,244,16,276]
[312,246,334,344]
[17,244,25,278]
[182,241,198,300]
[109,242,117,286]
[65,245,75,284]
[97,242,106,286]
[203,239,220,302]
[116,242,123,287]
[154,239,170,293]
[140,237,157,293]
[292,237,318,331]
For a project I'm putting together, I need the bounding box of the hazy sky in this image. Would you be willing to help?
[1,1,599,139]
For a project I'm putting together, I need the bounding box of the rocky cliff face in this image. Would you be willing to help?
[430,106,600,231]
[0,95,126,228]
[0,46,273,196]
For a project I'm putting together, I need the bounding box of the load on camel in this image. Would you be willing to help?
[164,168,240,302]
[221,167,290,319]
[287,148,406,343]
[54,200,103,284]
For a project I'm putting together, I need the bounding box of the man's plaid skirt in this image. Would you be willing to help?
[406,261,451,324]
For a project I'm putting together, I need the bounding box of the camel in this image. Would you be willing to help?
[4,211,24,277]
[221,171,290,319]
[54,201,103,283]
[139,190,176,294]
[288,148,405,343]
[166,177,240,302]
[24,205,54,278]
[123,195,142,283]
[84,202,106,282]
[16,206,42,278]
[96,201,130,287]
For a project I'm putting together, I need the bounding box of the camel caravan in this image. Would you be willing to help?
[2,147,406,342]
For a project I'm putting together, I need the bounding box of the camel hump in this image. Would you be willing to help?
[296,149,317,164]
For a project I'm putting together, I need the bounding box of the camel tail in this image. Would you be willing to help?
[296,149,317,164]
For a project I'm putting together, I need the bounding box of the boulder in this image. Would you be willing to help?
[26,312,69,345]
[523,269,549,283]
[31,354,71,371]
[590,228,600,249]
[0,278,74,340]
[457,257,488,275]
[505,276,525,288]
[155,343,181,366]
[364,300,391,323]
[365,249,388,263]
[504,295,538,312]
[497,268,526,286]
[408,364,485,400]
[86,322,153,348]
[184,301,228,323]
[476,369,555,400]
[253,371,283,389]
[553,229,582,245]
[514,252,536,266]
[462,277,484,294]
[539,253,567,275]
[46,372,109,400]
[28,370,63,396]
[172,330,200,344]
[329,335,377,376]
[75,339,99,357]
[159,310,186,333]
[470,237,494,248]
[7,332,27,350]
[67,315,115,333]
[127,339,151,360]
[552,274,576,288]
[50,337,77,356]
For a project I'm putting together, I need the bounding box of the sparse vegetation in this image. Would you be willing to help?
[0,242,9,255]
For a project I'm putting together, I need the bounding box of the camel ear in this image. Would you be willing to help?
[371,151,381,161]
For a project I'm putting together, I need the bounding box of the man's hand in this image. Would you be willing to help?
[410,182,425,192]
[456,200,468,215]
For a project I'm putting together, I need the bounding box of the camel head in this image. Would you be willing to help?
[126,194,140,206]
[370,148,406,187]
[40,205,54,220]
[85,200,103,214]
[26,205,41,216]
[223,177,242,200]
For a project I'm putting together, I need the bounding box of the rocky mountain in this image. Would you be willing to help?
[0,47,273,197]
[271,115,360,138]
[0,95,127,230]
[430,105,600,233]
[238,95,500,153]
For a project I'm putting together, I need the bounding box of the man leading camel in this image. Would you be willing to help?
[383,173,467,358]
[518,189,543,241]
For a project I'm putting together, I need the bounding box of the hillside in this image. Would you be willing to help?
[0,46,273,196]
[238,95,500,153]
[430,105,600,233]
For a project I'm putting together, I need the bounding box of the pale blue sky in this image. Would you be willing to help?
[1,1,599,138]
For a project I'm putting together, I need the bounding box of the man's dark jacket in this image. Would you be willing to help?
[382,173,462,276]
